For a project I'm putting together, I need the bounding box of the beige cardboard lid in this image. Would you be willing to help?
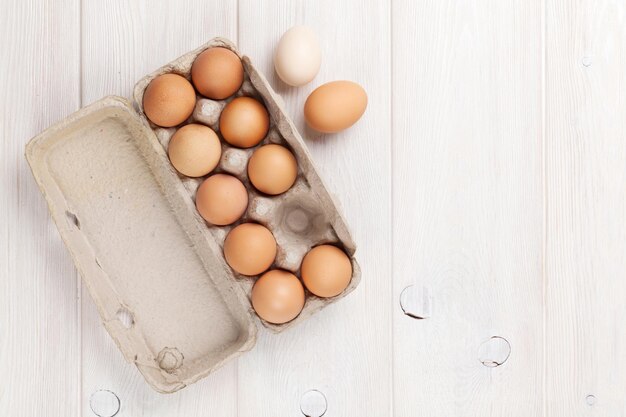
[25,96,257,393]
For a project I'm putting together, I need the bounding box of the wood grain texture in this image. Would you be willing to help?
[0,0,81,416]
[80,1,239,416]
[392,1,544,415]
[546,0,626,415]
[237,0,392,416]
[5,1,626,415]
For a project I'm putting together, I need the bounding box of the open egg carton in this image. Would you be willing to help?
[133,37,361,332]
[25,37,359,393]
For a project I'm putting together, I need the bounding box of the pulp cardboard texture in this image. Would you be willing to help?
[25,37,360,393]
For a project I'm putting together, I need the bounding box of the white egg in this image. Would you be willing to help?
[274,26,322,87]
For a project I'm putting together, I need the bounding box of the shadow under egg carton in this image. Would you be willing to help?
[133,37,361,333]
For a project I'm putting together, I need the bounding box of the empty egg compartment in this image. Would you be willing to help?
[133,37,361,332]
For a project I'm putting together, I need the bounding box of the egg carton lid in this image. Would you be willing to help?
[26,96,257,393]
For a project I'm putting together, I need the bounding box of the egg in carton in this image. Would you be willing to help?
[133,37,361,332]
[25,37,360,394]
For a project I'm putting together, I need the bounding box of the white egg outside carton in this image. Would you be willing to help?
[274,25,322,87]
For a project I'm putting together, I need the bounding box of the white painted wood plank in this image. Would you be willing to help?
[80,2,239,415]
[546,1,626,414]
[237,1,392,416]
[392,1,543,415]
[0,0,81,416]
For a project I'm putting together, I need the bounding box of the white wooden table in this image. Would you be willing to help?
[2,0,625,415]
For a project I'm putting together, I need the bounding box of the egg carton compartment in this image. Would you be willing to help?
[133,38,361,332]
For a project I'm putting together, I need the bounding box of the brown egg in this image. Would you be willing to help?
[304,80,367,133]
[301,245,352,297]
[224,223,277,276]
[219,97,270,148]
[247,144,298,195]
[195,174,248,225]
[168,124,222,177]
[143,74,196,127]
[191,47,244,99]
[251,270,305,324]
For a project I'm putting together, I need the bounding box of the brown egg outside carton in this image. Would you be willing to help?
[304,80,367,133]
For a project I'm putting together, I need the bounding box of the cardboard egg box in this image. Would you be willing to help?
[25,37,360,393]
